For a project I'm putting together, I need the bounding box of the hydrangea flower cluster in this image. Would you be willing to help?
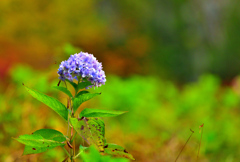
[58,52,106,88]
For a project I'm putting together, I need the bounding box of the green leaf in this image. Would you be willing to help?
[70,117,105,151]
[73,93,101,112]
[53,86,73,98]
[24,86,68,121]
[104,143,135,160]
[81,146,101,161]
[79,145,88,152]
[81,146,129,162]
[65,79,93,95]
[77,81,93,90]
[70,118,92,145]
[14,134,65,155]
[33,129,66,142]
[66,79,78,90]
[104,143,125,150]
[76,90,89,98]
[23,145,56,155]
[22,129,66,155]
[80,108,127,118]
[14,134,61,147]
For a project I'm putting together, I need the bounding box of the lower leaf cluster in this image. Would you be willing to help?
[15,83,134,161]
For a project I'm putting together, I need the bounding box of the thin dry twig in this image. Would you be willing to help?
[197,123,204,161]
[175,129,194,162]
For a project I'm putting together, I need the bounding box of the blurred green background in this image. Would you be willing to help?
[1,0,240,161]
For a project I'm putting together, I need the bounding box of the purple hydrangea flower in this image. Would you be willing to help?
[58,52,106,88]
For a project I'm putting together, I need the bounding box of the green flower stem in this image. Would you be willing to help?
[70,132,77,143]
[61,146,70,157]
[66,77,85,161]
[73,150,82,159]
[70,112,74,162]
[64,81,75,162]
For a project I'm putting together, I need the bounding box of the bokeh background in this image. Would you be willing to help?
[1,0,240,161]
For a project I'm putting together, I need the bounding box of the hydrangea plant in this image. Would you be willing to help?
[14,52,135,161]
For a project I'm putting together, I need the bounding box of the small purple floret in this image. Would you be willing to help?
[57,52,106,88]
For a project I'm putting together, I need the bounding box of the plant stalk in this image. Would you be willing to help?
[175,129,194,162]
[70,108,74,162]
[61,146,70,157]
[65,80,75,162]
[197,124,204,161]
